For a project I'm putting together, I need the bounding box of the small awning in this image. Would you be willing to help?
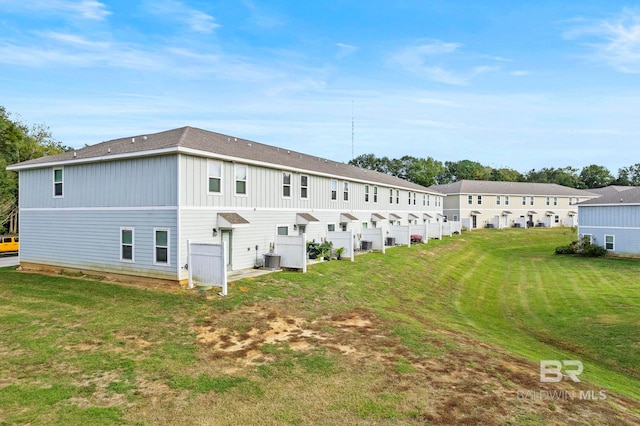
[470,211,482,215]
[371,213,386,221]
[340,213,359,222]
[389,213,401,220]
[528,211,538,215]
[568,211,578,216]
[217,212,250,229]
[408,213,419,219]
[502,211,513,215]
[436,213,445,218]
[423,213,433,219]
[546,211,556,216]
[296,213,319,225]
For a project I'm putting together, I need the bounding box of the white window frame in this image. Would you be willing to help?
[605,235,615,251]
[282,172,292,198]
[207,160,222,194]
[468,195,473,205]
[553,197,558,206]
[327,223,336,232]
[396,189,400,204]
[546,196,550,206]
[373,186,378,203]
[496,195,501,206]
[343,181,349,201]
[53,167,64,198]
[120,227,135,263]
[365,185,369,203]
[277,225,289,236]
[530,196,534,206]
[389,188,393,204]
[522,196,526,206]
[235,164,248,196]
[153,228,170,265]
[300,175,308,199]
[505,195,510,206]
[477,195,482,205]
[330,179,338,201]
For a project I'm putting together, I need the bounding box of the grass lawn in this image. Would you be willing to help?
[0,228,638,425]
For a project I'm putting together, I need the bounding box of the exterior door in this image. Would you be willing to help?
[297,225,306,236]
[221,230,232,270]
[472,215,477,229]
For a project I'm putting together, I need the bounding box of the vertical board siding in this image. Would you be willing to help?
[20,209,179,280]
[579,205,640,254]
[19,155,178,209]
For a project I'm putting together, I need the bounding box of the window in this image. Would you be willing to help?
[331,180,337,200]
[453,215,458,221]
[553,197,558,206]
[343,181,349,201]
[396,190,400,204]
[362,222,368,229]
[530,196,534,206]
[235,165,247,195]
[154,229,169,265]
[546,197,550,206]
[576,197,580,204]
[413,192,417,205]
[582,234,592,244]
[423,194,426,206]
[522,196,526,206]
[53,168,63,197]
[300,175,308,199]
[365,185,369,202]
[477,195,482,205]
[277,226,288,236]
[496,195,501,206]
[468,195,473,205]
[121,228,134,262]
[554,215,559,223]
[208,161,222,193]
[373,186,378,203]
[505,196,510,206]
[427,195,430,207]
[408,192,411,205]
[605,235,615,250]
[569,197,573,205]
[389,189,393,204]
[327,223,336,232]
[282,172,291,197]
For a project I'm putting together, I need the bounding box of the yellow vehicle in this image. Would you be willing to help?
[0,236,19,254]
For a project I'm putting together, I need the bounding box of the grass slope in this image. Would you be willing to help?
[0,228,638,425]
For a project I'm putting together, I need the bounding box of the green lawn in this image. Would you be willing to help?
[0,228,638,425]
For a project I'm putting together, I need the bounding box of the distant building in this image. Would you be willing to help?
[578,186,640,255]
[429,180,598,230]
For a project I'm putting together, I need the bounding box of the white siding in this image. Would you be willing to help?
[578,205,640,254]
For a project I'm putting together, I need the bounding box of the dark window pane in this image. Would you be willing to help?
[156,247,168,263]
[122,245,133,260]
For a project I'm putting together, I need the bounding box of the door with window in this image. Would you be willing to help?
[221,230,232,270]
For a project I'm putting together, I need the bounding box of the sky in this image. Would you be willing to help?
[1,1,640,174]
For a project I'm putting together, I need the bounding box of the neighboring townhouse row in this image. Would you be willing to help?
[429,180,599,230]
[577,186,640,256]
[8,126,445,285]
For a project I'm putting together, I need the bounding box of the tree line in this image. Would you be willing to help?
[349,154,640,189]
[1,107,69,233]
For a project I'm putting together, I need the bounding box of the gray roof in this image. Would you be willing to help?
[429,180,598,197]
[578,186,640,205]
[585,185,637,196]
[9,126,440,195]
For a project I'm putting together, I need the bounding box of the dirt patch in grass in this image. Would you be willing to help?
[192,302,640,425]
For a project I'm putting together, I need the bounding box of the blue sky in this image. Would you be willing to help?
[2,1,640,174]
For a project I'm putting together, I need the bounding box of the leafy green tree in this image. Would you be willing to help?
[579,164,613,189]
[444,160,491,182]
[526,166,585,188]
[614,164,640,186]
[490,167,525,182]
[0,107,68,232]
[405,156,446,187]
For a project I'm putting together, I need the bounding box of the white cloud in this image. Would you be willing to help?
[1,0,111,20]
[564,8,640,73]
[336,43,358,58]
[144,0,219,33]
